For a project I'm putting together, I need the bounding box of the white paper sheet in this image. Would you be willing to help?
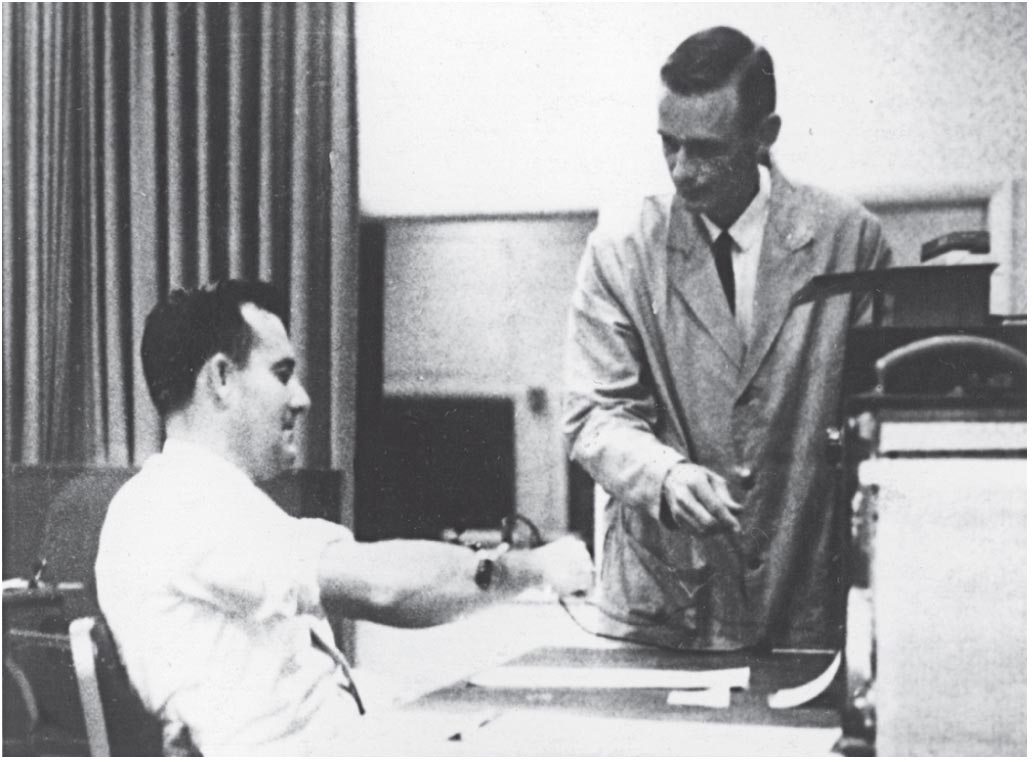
[767,651,841,709]
[468,664,750,690]
[666,687,731,708]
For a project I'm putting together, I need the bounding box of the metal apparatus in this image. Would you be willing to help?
[825,233,1026,755]
[838,334,1026,755]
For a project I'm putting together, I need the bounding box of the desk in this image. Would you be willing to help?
[350,601,844,756]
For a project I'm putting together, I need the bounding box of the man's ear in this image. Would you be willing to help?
[199,353,235,408]
[755,113,781,152]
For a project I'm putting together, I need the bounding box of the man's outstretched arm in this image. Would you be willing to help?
[317,534,593,628]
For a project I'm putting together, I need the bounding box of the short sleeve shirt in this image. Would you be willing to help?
[96,439,359,754]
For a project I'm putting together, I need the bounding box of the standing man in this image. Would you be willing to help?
[563,26,891,651]
[96,280,593,755]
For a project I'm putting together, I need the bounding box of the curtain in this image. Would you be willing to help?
[3,3,359,487]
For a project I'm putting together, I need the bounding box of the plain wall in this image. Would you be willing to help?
[357,3,1026,217]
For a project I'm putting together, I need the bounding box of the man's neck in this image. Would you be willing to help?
[163,415,256,482]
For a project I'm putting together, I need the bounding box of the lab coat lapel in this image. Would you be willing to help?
[666,200,745,366]
[738,170,816,394]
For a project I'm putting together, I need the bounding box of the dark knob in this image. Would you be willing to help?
[733,465,756,490]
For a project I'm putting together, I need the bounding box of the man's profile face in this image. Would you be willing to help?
[226,303,311,481]
[657,81,762,228]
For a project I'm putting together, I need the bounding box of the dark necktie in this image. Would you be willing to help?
[711,230,736,315]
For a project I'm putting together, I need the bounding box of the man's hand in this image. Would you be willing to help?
[661,462,742,534]
[530,535,594,597]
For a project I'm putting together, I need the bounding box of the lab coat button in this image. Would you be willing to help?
[734,465,755,490]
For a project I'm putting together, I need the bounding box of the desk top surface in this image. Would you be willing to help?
[404,644,842,728]
[351,600,845,755]
[350,644,845,756]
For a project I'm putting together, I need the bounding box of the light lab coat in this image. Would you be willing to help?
[563,167,892,649]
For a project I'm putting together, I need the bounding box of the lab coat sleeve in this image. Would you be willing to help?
[562,229,686,521]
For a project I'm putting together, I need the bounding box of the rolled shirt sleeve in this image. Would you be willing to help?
[179,497,354,623]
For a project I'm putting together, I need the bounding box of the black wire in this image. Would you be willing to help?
[497,513,706,651]
[555,593,723,654]
[443,513,545,550]
[500,512,544,548]
[506,513,691,651]
[499,513,747,654]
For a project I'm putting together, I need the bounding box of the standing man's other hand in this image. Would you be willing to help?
[661,463,742,534]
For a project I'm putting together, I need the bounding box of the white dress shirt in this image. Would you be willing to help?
[96,439,360,755]
[701,164,772,341]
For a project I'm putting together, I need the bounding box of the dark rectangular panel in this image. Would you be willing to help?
[359,396,514,541]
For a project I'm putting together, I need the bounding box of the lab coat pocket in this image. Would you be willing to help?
[608,505,714,629]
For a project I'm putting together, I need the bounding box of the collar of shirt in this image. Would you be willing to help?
[158,438,256,493]
[700,164,771,251]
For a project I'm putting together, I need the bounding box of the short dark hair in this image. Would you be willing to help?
[660,26,776,131]
[141,280,288,417]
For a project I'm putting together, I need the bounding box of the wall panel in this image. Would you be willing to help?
[380,214,596,536]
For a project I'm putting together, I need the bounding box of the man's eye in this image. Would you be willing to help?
[274,369,292,384]
[660,135,680,153]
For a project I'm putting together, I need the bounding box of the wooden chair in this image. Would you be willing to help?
[3,625,88,755]
[69,616,169,756]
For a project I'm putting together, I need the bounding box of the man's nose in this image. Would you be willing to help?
[290,379,311,413]
[670,148,700,184]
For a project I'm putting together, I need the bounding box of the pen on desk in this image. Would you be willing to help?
[447,709,502,741]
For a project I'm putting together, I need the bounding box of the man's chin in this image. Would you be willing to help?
[255,451,298,482]
[280,446,299,470]
[675,192,713,214]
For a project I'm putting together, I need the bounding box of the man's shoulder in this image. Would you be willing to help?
[594,192,672,231]
[103,454,205,527]
[96,460,182,591]
[588,193,675,261]
[773,169,879,226]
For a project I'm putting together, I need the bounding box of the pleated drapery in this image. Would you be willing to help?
[3,3,360,483]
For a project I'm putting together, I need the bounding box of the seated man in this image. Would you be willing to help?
[95,280,593,755]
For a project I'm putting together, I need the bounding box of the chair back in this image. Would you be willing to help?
[41,469,138,618]
[4,465,136,582]
[69,616,165,756]
[3,625,89,755]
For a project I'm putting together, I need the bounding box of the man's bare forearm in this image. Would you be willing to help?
[318,536,592,628]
